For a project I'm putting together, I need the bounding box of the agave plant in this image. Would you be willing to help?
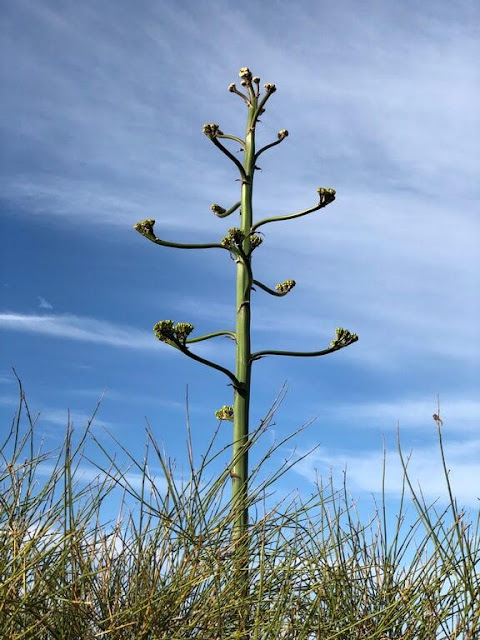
[134,67,358,633]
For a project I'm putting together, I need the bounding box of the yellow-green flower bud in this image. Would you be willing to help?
[153,320,176,344]
[277,130,289,140]
[211,203,226,216]
[317,187,336,205]
[239,67,252,81]
[133,219,156,236]
[221,228,245,249]
[275,279,296,294]
[329,327,358,347]
[203,123,223,138]
[264,83,276,93]
[249,234,263,250]
[215,405,234,421]
[174,322,194,345]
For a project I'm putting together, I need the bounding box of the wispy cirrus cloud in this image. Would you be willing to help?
[37,406,114,431]
[1,1,477,233]
[294,437,480,508]
[0,313,155,350]
[313,397,480,432]
[0,388,112,428]
[0,312,226,359]
[35,462,169,495]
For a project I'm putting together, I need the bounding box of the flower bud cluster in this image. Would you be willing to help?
[317,188,336,206]
[230,69,276,102]
[249,234,263,250]
[154,320,194,346]
[203,123,223,139]
[329,327,358,348]
[175,322,195,344]
[221,228,263,251]
[215,405,234,421]
[134,219,156,237]
[275,279,296,294]
[221,228,245,250]
[277,130,289,140]
[239,67,252,82]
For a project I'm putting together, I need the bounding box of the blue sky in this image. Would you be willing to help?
[1,0,479,521]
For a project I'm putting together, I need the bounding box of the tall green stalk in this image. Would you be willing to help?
[231,73,256,554]
[134,67,358,629]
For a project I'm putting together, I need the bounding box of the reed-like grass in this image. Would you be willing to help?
[0,378,478,639]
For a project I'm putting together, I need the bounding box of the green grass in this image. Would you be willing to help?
[1,378,478,639]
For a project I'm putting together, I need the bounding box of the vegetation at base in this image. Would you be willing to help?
[0,378,478,639]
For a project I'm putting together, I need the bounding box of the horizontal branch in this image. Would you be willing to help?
[254,130,288,162]
[153,321,240,388]
[176,344,241,389]
[252,279,295,297]
[211,201,241,219]
[134,219,234,253]
[251,188,336,233]
[186,330,236,344]
[217,133,245,148]
[251,343,349,361]
[251,329,358,362]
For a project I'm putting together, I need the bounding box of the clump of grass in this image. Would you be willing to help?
[0,378,478,638]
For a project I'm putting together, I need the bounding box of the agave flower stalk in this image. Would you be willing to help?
[134,68,358,627]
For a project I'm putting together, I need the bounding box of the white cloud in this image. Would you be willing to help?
[294,437,480,509]
[0,312,156,349]
[71,386,187,411]
[315,397,480,432]
[2,1,477,232]
[34,462,169,495]
[37,407,114,431]
[37,296,53,310]
[0,312,228,360]
[0,394,17,406]
[0,393,115,432]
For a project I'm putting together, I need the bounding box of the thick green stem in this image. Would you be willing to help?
[231,92,257,619]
